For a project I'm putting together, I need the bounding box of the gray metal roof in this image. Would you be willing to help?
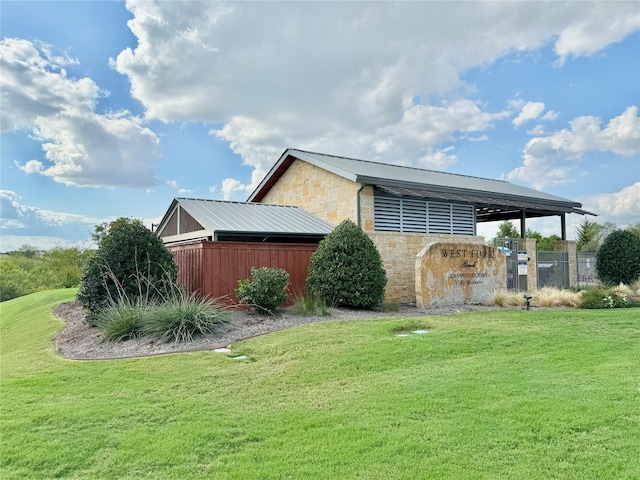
[248,148,593,221]
[159,197,334,239]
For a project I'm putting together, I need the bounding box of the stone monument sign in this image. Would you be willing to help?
[415,241,507,307]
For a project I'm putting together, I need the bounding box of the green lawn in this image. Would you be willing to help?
[1,289,639,479]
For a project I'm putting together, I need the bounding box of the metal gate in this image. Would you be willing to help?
[537,251,569,289]
[493,238,525,290]
[577,253,598,287]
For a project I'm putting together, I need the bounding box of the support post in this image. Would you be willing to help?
[520,211,526,238]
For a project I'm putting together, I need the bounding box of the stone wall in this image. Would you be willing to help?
[260,159,360,225]
[369,232,487,304]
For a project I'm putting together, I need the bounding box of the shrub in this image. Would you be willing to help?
[596,230,640,286]
[236,267,290,314]
[77,218,178,326]
[141,293,233,343]
[306,219,387,309]
[580,287,637,309]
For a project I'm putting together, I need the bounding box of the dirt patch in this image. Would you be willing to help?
[53,301,511,361]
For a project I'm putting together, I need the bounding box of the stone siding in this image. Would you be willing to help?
[369,232,486,304]
[260,160,360,225]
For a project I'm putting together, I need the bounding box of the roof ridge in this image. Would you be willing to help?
[289,148,511,185]
[176,197,300,209]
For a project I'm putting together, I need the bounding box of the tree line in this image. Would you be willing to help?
[493,218,640,253]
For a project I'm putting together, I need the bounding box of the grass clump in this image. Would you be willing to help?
[96,268,233,343]
[289,292,331,316]
[141,292,233,343]
[487,289,525,307]
[97,298,144,341]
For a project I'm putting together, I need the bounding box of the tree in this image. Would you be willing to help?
[77,218,178,325]
[306,219,387,309]
[496,221,519,238]
[595,230,640,286]
[526,230,561,251]
[576,219,617,253]
[627,222,640,239]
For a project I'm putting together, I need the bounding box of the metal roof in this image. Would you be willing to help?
[248,148,594,221]
[158,197,334,239]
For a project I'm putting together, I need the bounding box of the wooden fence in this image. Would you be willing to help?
[167,241,319,305]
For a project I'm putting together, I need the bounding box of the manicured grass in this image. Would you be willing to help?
[1,290,639,479]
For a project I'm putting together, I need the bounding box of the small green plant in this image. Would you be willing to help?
[306,219,387,309]
[289,292,331,316]
[236,267,290,314]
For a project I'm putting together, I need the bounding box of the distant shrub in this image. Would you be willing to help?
[596,230,640,286]
[236,267,290,314]
[306,219,387,309]
[580,287,637,309]
[78,218,177,326]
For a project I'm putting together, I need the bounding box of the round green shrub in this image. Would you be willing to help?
[595,230,640,286]
[306,219,387,309]
[236,266,290,314]
[77,218,178,326]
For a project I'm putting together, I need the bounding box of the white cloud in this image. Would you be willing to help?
[1,38,161,188]
[513,102,545,128]
[554,3,640,63]
[582,182,640,226]
[508,106,640,189]
[112,1,639,193]
[0,189,106,248]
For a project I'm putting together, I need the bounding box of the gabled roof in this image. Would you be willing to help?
[248,148,594,222]
[157,197,333,242]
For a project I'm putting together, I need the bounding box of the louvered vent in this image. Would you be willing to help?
[374,196,401,231]
[374,190,475,235]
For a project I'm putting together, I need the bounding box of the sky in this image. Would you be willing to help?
[1,0,639,252]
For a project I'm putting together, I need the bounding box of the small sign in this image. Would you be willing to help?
[517,251,528,262]
[518,261,528,275]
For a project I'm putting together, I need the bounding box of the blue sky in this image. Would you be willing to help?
[1,0,639,252]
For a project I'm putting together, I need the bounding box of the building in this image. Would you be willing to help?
[248,148,592,304]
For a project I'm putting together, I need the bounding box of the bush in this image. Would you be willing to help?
[580,287,637,309]
[236,267,290,314]
[596,230,640,286]
[77,218,178,326]
[306,219,387,309]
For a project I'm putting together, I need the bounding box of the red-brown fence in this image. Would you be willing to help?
[167,241,319,305]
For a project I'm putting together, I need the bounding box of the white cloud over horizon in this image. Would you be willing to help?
[508,106,640,189]
[1,38,161,188]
